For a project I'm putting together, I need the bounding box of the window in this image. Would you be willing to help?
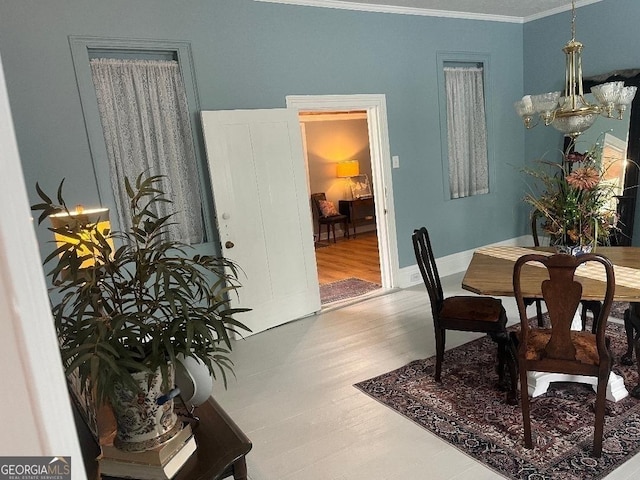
[443,63,489,199]
[90,57,203,244]
[70,37,213,243]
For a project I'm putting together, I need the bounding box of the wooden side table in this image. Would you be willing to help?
[338,197,375,238]
[75,397,252,480]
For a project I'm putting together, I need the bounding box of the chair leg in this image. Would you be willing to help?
[535,299,544,327]
[581,300,602,333]
[490,332,518,405]
[519,362,533,449]
[589,301,602,334]
[434,328,445,382]
[633,336,640,398]
[490,332,507,384]
[505,335,519,405]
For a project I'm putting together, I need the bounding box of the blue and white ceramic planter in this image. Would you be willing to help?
[555,244,593,256]
[111,365,180,452]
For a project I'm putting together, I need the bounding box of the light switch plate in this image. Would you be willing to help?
[392,155,400,168]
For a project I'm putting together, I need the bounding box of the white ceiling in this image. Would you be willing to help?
[256,0,603,22]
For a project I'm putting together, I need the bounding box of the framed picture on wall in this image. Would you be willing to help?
[350,174,372,199]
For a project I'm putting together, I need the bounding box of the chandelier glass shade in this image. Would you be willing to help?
[514,1,636,138]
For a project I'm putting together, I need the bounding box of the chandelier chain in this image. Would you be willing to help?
[570,0,576,41]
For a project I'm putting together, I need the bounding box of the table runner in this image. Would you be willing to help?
[476,246,640,290]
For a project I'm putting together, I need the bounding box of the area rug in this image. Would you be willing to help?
[611,301,630,320]
[320,277,381,305]
[355,319,640,480]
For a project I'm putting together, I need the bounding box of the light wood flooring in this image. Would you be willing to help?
[315,230,381,285]
[214,274,640,480]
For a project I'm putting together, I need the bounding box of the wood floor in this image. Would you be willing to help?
[214,273,640,480]
[315,230,381,285]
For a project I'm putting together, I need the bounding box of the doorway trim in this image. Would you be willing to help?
[286,94,399,289]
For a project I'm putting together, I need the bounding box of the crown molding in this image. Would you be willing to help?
[523,0,602,23]
[253,0,523,24]
[254,0,603,24]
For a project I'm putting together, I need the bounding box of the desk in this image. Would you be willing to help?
[462,245,640,401]
[75,397,252,480]
[339,197,375,237]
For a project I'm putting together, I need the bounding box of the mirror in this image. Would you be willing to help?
[584,69,640,246]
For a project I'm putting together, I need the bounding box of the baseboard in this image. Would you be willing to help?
[399,235,531,289]
[315,224,376,242]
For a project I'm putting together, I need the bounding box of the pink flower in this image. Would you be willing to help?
[566,167,600,190]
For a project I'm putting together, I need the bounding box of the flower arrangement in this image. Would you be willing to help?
[522,136,621,250]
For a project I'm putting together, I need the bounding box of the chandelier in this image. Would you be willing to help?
[514,0,636,139]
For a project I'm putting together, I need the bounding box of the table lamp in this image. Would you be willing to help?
[336,160,359,179]
[337,160,360,199]
[48,205,114,268]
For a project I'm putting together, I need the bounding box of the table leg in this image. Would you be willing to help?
[232,457,248,480]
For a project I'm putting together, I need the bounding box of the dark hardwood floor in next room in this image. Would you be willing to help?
[315,231,381,285]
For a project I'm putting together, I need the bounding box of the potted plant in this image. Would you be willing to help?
[522,136,621,253]
[32,173,250,451]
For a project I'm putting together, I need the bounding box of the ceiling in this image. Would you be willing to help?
[257,0,603,22]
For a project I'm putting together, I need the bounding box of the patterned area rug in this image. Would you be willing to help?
[355,320,640,479]
[610,301,630,320]
[320,277,381,305]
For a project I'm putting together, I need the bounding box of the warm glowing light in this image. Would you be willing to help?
[336,160,359,178]
[49,206,114,268]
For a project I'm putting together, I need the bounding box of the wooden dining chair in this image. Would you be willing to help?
[310,193,349,244]
[412,227,517,404]
[525,210,545,326]
[513,252,615,457]
[530,209,601,331]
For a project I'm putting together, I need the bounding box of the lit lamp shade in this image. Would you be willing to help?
[48,206,114,268]
[336,160,360,178]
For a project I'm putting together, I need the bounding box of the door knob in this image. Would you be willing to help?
[225,241,235,249]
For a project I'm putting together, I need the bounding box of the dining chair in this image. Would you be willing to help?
[412,227,517,404]
[513,252,615,457]
[524,210,546,326]
[310,193,349,244]
[530,209,601,332]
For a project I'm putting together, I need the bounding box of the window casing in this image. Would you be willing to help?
[69,37,214,243]
[437,53,493,200]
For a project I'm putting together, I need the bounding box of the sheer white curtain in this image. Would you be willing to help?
[90,58,203,243]
[444,66,489,199]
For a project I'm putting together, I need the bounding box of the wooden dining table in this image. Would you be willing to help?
[462,245,640,302]
[461,245,640,402]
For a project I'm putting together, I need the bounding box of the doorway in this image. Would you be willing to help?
[300,110,381,304]
[286,94,400,304]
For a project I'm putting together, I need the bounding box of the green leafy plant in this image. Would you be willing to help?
[522,136,621,247]
[32,173,250,405]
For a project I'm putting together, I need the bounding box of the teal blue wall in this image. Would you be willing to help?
[0,0,525,268]
[524,0,640,246]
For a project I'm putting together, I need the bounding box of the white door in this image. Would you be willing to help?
[201,109,321,336]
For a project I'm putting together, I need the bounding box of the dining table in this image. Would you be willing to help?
[462,245,640,402]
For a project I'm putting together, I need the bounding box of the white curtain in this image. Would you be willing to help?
[444,66,489,199]
[90,58,203,244]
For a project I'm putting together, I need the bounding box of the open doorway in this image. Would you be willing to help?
[300,110,381,305]
[286,94,400,306]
